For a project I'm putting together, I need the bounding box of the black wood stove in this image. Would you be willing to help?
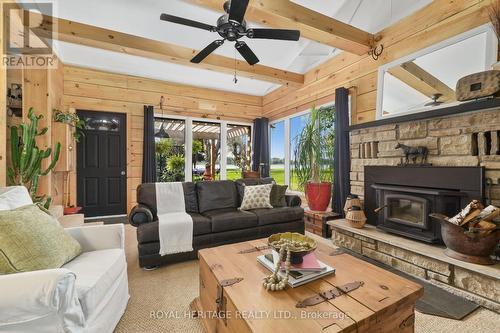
[364,166,484,243]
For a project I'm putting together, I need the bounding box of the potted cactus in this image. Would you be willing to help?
[7,108,61,208]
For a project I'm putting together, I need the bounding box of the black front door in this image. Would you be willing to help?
[77,111,127,217]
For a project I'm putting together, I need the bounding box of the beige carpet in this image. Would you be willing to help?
[115,225,498,333]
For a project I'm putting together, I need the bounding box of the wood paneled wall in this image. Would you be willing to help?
[2,0,492,213]
[262,0,492,123]
[0,0,7,186]
[62,66,263,213]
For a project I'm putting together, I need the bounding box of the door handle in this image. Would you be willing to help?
[121,171,126,176]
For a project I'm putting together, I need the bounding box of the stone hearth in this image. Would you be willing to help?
[328,219,500,313]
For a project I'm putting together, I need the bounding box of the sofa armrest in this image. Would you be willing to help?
[285,194,302,207]
[129,204,155,227]
[58,214,85,228]
[0,269,85,330]
[65,224,124,252]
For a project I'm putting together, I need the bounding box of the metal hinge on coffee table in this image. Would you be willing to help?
[296,281,364,308]
[216,278,243,325]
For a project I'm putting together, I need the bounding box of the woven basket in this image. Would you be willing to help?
[346,206,367,229]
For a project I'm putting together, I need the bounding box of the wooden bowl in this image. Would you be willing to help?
[268,232,317,264]
[430,213,500,265]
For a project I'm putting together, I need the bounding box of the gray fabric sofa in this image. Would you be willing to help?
[129,178,304,268]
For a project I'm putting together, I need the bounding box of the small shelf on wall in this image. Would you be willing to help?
[349,97,500,131]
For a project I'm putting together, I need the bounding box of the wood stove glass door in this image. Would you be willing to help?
[384,194,428,228]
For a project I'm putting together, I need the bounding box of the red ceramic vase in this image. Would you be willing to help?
[305,182,332,212]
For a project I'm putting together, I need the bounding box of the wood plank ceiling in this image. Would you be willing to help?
[186,0,374,55]
[26,0,377,92]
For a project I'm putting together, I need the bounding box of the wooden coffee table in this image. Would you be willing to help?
[191,239,423,333]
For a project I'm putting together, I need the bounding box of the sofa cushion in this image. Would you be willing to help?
[261,177,275,184]
[239,184,273,210]
[62,249,125,319]
[137,182,199,214]
[0,205,82,274]
[203,208,258,232]
[182,182,199,213]
[270,184,288,208]
[136,213,212,243]
[250,207,304,226]
[235,178,275,205]
[197,181,237,213]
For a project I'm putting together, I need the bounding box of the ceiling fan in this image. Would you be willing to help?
[160,0,301,66]
[424,93,444,107]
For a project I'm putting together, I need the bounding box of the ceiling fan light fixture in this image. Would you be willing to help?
[160,0,300,66]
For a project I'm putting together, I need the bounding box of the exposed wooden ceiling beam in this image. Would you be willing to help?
[30,13,304,87]
[388,61,455,102]
[186,0,373,55]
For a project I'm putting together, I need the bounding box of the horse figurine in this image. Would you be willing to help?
[395,143,429,165]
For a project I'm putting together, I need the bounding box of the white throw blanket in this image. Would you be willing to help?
[156,182,193,256]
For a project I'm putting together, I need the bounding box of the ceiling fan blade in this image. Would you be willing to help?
[228,0,249,24]
[191,40,224,63]
[160,13,216,32]
[235,41,259,66]
[247,29,301,41]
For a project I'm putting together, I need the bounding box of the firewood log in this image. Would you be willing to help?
[448,200,484,226]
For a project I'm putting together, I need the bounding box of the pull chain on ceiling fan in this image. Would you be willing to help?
[160,0,301,66]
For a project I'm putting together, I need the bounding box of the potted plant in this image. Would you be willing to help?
[294,106,335,211]
[7,108,61,208]
[53,109,86,142]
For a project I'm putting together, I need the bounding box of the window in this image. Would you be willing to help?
[268,105,335,193]
[290,113,311,191]
[270,120,285,184]
[318,107,335,185]
[192,121,221,182]
[154,118,185,182]
[226,124,251,180]
[153,116,252,182]
[84,115,120,132]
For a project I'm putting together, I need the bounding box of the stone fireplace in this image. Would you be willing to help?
[365,166,483,243]
[350,109,500,209]
[329,108,500,313]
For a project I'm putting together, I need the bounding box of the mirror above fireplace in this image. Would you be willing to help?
[376,24,498,120]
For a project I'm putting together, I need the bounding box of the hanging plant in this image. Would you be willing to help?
[53,109,86,142]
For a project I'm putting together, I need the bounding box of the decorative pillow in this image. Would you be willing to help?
[270,184,288,208]
[239,184,273,211]
[0,204,82,274]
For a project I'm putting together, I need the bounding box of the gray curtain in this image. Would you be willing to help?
[252,117,270,177]
[142,105,157,183]
[332,88,351,215]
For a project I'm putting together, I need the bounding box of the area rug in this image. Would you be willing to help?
[328,248,479,319]
[115,225,499,333]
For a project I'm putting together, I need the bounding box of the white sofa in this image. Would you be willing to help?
[0,187,129,333]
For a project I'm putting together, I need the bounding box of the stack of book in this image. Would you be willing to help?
[257,251,335,288]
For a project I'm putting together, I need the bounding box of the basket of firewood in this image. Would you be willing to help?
[430,201,500,265]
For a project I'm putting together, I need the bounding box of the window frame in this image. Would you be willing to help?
[154,112,253,182]
[269,102,334,192]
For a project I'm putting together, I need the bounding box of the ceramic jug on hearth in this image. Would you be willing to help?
[344,194,362,215]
